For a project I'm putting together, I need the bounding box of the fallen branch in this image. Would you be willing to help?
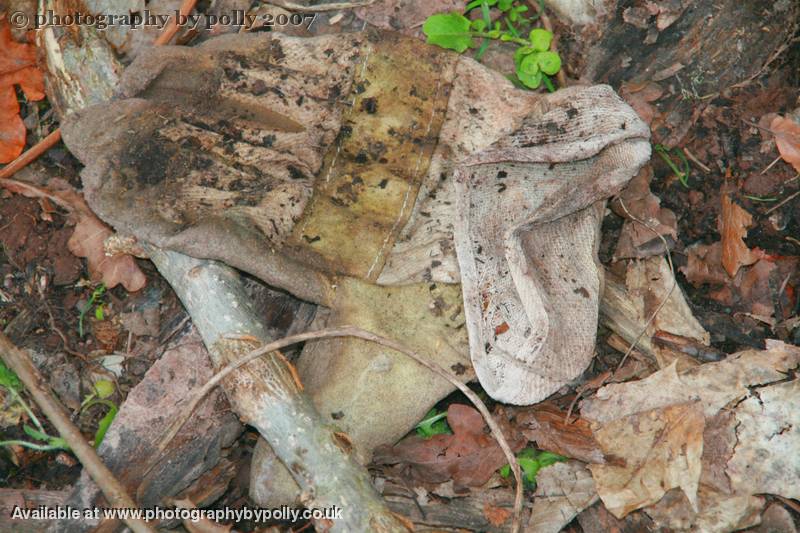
[158,325,525,533]
[145,247,412,532]
[0,332,154,533]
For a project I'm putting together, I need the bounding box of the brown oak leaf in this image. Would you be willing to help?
[0,16,45,163]
[770,115,800,173]
[719,194,762,278]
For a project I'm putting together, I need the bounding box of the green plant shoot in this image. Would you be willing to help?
[415,408,452,438]
[0,361,70,452]
[654,144,691,188]
[423,0,561,90]
[499,447,566,488]
[78,282,106,338]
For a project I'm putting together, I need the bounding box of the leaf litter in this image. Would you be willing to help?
[2,1,800,532]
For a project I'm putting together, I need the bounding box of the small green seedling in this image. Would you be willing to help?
[0,360,70,452]
[78,282,107,338]
[80,380,118,448]
[415,408,452,438]
[423,0,562,91]
[499,447,565,488]
[654,144,691,188]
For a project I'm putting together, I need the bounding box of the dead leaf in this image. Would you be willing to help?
[68,212,147,292]
[620,82,664,126]
[719,194,762,277]
[727,379,800,499]
[750,503,797,533]
[611,166,677,259]
[587,402,705,518]
[0,16,45,163]
[0,177,146,291]
[372,404,524,488]
[119,308,160,337]
[770,115,800,173]
[581,342,800,523]
[515,403,605,464]
[528,460,598,533]
[581,342,800,423]
[625,256,709,346]
[680,242,728,286]
[355,0,464,33]
[482,502,511,527]
[644,486,764,533]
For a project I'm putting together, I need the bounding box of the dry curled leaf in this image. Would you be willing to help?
[68,213,146,292]
[516,402,605,464]
[719,194,762,277]
[0,16,45,162]
[0,177,146,291]
[770,115,800,173]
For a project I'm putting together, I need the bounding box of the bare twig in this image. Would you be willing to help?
[0,129,62,180]
[266,0,376,12]
[683,146,711,174]
[0,332,155,533]
[159,325,524,533]
[154,0,199,46]
[765,188,800,215]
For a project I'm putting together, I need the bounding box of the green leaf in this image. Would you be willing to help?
[423,13,475,53]
[537,450,566,467]
[471,19,487,31]
[415,408,452,438]
[517,52,544,88]
[0,360,21,391]
[94,305,105,321]
[514,46,534,69]
[91,400,118,448]
[465,0,484,10]
[518,69,542,89]
[518,457,541,484]
[498,0,514,11]
[498,448,566,487]
[487,29,501,38]
[93,380,115,400]
[519,53,540,75]
[23,424,49,442]
[529,28,552,52]
[536,51,561,75]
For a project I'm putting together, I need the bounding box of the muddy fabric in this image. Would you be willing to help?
[61,30,649,410]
